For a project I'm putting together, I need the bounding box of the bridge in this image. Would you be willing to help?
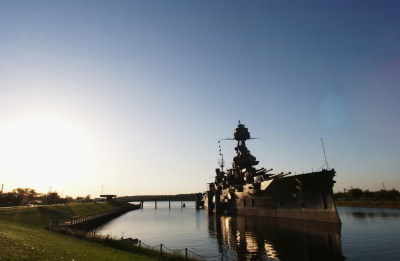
[50,204,140,229]
[116,194,203,209]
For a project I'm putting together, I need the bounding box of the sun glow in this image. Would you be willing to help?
[0,114,93,192]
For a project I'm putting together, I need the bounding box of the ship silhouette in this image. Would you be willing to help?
[202,121,341,223]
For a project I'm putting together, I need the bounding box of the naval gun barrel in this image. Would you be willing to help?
[267,172,292,180]
[255,168,273,175]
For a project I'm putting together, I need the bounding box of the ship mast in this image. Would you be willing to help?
[218,140,225,172]
[219,154,224,172]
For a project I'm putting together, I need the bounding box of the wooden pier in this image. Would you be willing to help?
[51,205,140,229]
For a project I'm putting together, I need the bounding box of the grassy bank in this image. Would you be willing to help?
[0,202,186,260]
[336,200,400,209]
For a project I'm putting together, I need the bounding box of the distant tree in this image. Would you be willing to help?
[363,190,374,199]
[347,188,363,200]
[388,189,400,200]
[0,191,18,205]
[11,188,32,205]
[76,196,84,201]
[334,191,345,199]
[0,188,40,205]
[34,193,43,203]
[43,192,61,204]
[65,196,73,203]
[377,189,400,201]
[59,195,74,204]
[85,194,92,201]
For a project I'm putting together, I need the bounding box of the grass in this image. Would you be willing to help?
[0,202,192,260]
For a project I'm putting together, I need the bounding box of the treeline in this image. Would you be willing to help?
[334,188,400,201]
[0,187,93,206]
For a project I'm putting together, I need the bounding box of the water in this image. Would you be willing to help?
[97,202,400,260]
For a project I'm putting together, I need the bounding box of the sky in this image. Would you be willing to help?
[0,1,399,197]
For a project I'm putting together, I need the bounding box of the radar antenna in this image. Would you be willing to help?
[321,138,329,169]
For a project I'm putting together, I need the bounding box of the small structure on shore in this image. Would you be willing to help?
[100,195,117,202]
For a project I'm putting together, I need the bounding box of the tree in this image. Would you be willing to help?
[363,190,374,199]
[387,189,400,200]
[65,196,73,203]
[377,189,400,200]
[11,188,31,205]
[334,191,345,199]
[347,188,363,200]
[59,195,74,204]
[43,192,60,204]
[85,194,92,201]
[0,191,17,205]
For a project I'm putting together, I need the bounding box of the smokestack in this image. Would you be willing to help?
[1,184,3,194]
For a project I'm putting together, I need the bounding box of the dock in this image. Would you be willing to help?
[51,204,140,230]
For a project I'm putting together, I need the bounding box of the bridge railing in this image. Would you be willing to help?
[50,206,139,228]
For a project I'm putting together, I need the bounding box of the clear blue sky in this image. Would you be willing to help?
[0,1,399,197]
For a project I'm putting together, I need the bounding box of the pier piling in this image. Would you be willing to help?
[195,194,199,209]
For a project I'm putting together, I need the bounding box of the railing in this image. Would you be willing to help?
[138,240,237,261]
[51,206,137,228]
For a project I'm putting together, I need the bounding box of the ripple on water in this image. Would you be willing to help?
[339,207,400,260]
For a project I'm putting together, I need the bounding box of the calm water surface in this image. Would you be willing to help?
[98,202,400,260]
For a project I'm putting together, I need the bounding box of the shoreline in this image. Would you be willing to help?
[336,200,400,209]
[0,202,190,260]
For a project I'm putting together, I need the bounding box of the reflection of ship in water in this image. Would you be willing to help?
[208,215,344,261]
[347,209,400,220]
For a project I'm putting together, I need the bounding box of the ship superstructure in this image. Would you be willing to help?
[203,122,341,223]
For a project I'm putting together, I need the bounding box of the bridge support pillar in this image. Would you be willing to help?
[195,194,200,209]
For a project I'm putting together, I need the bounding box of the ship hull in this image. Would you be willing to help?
[204,170,341,223]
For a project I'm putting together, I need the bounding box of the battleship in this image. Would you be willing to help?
[202,121,341,223]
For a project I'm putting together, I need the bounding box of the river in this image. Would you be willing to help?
[97,202,400,260]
